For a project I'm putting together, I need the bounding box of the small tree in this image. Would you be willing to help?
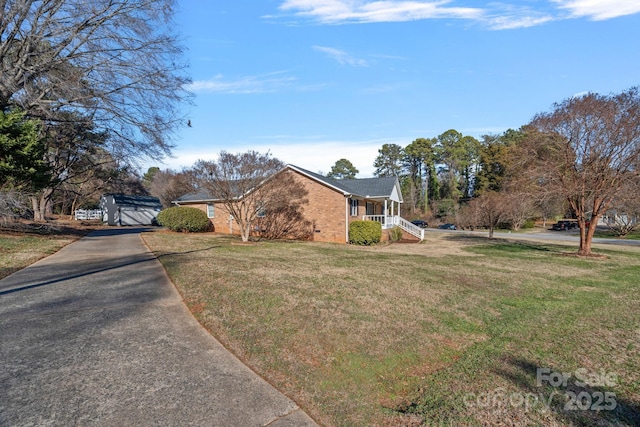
[464,192,508,238]
[503,192,535,231]
[194,151,308,242]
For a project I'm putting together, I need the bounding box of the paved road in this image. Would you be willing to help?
[0,228,317,427]
[428,228,640,248]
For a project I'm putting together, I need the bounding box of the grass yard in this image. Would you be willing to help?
[0,219,102,280]
[0,234,76,280]
[142,232,639,426]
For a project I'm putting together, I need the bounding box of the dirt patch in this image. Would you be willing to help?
[559,251,609,260]
[360,233,481,257]
[0,218,106,238]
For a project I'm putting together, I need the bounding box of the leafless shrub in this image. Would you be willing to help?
[0,191,29,225]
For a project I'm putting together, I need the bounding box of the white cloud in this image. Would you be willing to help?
[278,0,483,24]
[488,14,554,30]
[187,72,296,94]
[275,0,640,29]
[551,0,640,20]
[313,46,369,66]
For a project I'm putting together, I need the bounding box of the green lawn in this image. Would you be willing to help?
[0,234,75,280]
[147,233,640,425]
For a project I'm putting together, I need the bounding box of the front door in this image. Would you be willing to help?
[366,202,375,216]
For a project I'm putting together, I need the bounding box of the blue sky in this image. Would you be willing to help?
[157,0,640,177]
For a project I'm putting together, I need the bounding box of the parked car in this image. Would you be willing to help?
[411,220,428,228]
[552,220,578,231]
[438,223,457,230]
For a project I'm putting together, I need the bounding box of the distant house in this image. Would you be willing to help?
[100,194,162,226]
[172,164,424,243]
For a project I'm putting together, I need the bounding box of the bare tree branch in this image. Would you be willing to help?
[0,0,191,163]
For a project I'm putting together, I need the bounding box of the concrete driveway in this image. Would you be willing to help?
[0,228,317,426]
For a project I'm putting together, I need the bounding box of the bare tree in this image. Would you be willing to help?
[0,190,29,225]
[534,192,565,228]
[148,168,197,208]
[1,0,190,218]
[462,191,508,238]
[502,192,535,231]
[254,196,312,241]
[519,88,640,255]
[52,154,150,216]
[193,151,308,242]
[28,112,111,219]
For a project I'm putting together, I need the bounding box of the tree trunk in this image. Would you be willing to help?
[240,223,251,242]
[30,188,53,222]
[578,216,599,256]
[423,172,429,214]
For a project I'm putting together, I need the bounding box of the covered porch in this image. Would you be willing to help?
[361,199,424,241]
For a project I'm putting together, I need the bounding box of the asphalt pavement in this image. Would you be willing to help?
[428,227,640,248]
[0,228,317,426]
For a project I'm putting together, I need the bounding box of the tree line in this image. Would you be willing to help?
[146,87,640,256]
[328,88,640,255]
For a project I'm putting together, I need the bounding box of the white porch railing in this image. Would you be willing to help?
[362,215,424,241]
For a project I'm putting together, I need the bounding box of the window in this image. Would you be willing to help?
[350,198,358,216]
[206,204,215,218]
[256,202,266,218]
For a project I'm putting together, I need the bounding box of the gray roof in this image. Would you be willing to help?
[288,165,400,198]
[173,190,214,203]
[105,194,163,209]
[173,165,401,203]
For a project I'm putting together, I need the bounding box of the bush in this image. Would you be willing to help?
[389,226,403,242]
[156,206,211,232]
[349,220,382,245]
[522,219,536,229]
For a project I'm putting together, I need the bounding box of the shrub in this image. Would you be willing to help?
[522,219,536,229]
[349,220,382,245]
[156,206,211,232]
[389,226,403,242]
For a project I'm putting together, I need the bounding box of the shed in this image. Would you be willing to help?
[100,194,162,226]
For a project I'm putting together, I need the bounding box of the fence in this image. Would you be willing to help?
[74,209,103,220]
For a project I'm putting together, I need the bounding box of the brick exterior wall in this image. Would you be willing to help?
[288,169,348,243]
[177,202,236,234]
[176,168,393,244]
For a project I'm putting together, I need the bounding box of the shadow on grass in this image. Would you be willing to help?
[443,234,557,254]
[493,357,640,426]
[155,246,221,259]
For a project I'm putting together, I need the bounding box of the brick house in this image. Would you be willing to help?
[172,164,424,243]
